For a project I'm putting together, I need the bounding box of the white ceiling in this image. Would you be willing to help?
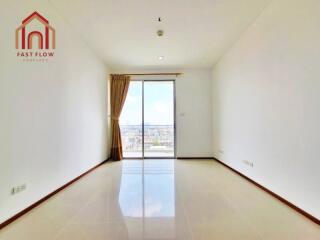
[49,0,271,69]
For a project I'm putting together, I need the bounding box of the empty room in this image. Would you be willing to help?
[0,0,319,239]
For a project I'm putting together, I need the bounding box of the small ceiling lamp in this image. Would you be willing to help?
[157,30,164,37]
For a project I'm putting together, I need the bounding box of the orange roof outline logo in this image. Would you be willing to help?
[15,11,55,50]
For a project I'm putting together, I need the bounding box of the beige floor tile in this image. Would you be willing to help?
[0,159,319,240]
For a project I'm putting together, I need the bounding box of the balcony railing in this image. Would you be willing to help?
[120,125,174,157]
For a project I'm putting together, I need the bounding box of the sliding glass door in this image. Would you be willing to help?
[120,80,175,158]
[120,81,143,158]
[144,81,175,157]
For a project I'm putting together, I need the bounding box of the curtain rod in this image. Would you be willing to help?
[111,73,182,77]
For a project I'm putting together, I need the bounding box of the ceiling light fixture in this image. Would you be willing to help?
[157,30,164,37]
[158,56,164,60]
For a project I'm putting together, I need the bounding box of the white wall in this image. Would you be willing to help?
[111,69,213,158]
[176,69,213,157]
[0,0,109,223]
[212,0,320,219]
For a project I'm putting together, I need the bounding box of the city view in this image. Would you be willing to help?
[120,81,175,158]
[120,125,174,157]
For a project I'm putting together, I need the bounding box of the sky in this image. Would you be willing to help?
[120,81,174,126]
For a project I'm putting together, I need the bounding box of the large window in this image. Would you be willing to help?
[120,80,175,158]
[120,81,143,158]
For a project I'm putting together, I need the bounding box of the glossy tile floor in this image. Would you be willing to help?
[0,160,319,240]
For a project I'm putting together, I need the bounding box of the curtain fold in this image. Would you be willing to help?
[110,74,130,160]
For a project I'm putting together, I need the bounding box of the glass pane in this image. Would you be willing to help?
[144,81,174,157]
[120,81,143,158]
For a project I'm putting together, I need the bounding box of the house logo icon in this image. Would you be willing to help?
[15,11,55,50]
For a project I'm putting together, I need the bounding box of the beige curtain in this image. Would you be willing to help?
[110,74,130,160]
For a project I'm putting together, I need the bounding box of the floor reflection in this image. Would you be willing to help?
[119,160,176,239]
